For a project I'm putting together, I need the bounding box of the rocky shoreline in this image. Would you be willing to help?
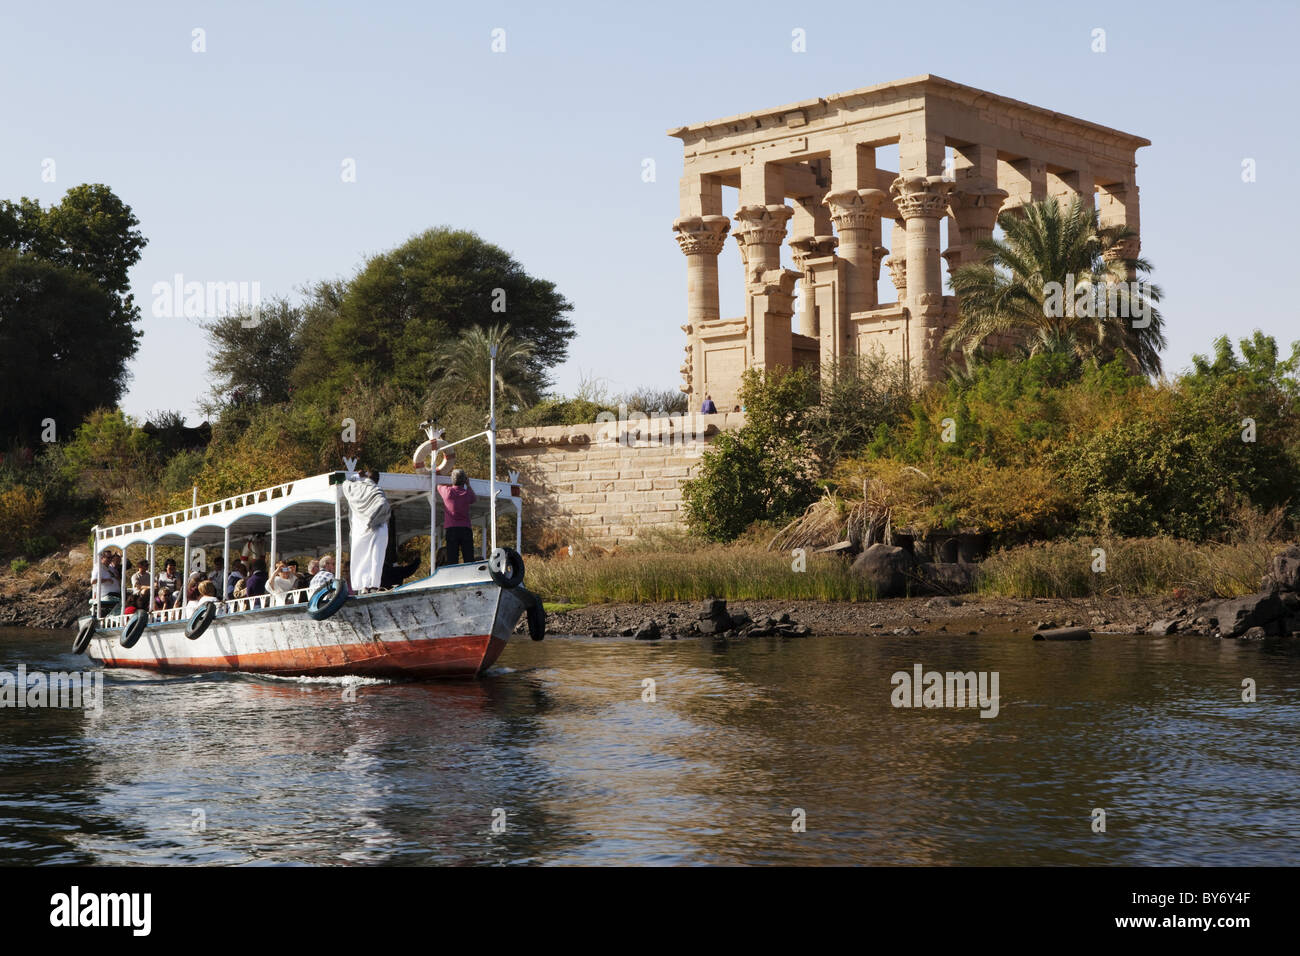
[8,546,1300,643]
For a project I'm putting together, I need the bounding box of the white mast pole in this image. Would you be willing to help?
[489,343,498,555]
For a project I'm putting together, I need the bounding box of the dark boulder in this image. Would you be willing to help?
[851,544,915,598]
[1210,593,1286,638]
[916,562,976,595]
[634,620,662,641]
[1271,545,1300,592]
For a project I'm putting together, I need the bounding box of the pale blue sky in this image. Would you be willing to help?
[3,0,1297,423]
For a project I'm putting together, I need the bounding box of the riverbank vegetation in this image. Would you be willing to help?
[2,189,1297,611]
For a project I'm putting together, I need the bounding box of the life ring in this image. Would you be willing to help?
[72,617,97,655]
[186,602,217,640]
[489,547,525,589]
[119,611,147,649]
[413,441,449,473]
[308,579,349,620]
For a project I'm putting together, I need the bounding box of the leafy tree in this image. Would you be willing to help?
[0,185,147,443]
[201,297,305,409]
[291,228,572,404]
[0,251,134,445]
[0,184,146,324]
[681,358,912,541]
[426,323,538,416]
[945,197,1165,375]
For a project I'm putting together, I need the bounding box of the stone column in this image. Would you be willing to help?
[823,188,888,317]
[890,175,954,317]
[884,218,907,302]
[734,204,797,373]
[673,215,731,325]
[672,215,730,401]
[1099,181,1140,282]
[891,175,955,384]
[947,181,1008,271]
[733,204,793,282]
[789,234,838,338]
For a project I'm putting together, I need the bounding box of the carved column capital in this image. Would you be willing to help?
[748,267,802,297]
[885,255,907,295]
[789,233,839,268]
[672,215,731,256]
[949,181,1009,235]
[890,175,955,221]
[871,245,889,279]
[733,204,794,248]
[823,188,889,232]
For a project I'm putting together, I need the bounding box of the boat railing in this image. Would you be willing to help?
[95,475,318,542]
[98,587,318,630]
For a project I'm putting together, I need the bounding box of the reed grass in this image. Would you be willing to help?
[977,536,1271,600]
[527,546,877,604]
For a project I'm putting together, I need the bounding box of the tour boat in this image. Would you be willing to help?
[75,352,545,679]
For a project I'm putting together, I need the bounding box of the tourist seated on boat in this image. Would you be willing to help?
[268,561,298,603]
[305,559,319,588]
[185,571,203,604]
[184,580,219,616]
[208,556,224,590]
[90,550,121,607]
[309,555,335,592]
[154,585,177,611]
[246,559,268,598]
[157,558,179,593]
[289,559,307,590]
[225,560,246,599]
[130,559,151,591]
[123,586,151,615]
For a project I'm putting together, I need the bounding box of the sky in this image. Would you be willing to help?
[2,0,1298,424]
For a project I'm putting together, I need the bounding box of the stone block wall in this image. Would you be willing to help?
[496,411,746,547]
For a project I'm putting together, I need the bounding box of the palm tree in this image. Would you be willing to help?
[943,197,1165,376]
[425,323,539,416]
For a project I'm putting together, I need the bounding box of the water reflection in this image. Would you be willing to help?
[1,627,1297,865]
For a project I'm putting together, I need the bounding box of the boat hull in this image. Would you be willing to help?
[87,575,529,679]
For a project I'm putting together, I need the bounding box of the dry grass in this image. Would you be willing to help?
[977,535,1273,600]
[526,545,876,604]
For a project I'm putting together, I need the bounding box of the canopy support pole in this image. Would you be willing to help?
[334,488,343,583]
[223,527,231,599]
[92,527,101,615]
[270,515,278,577]
[489,344,498,556]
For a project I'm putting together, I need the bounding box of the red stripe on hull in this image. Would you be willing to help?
[99,634,508,680]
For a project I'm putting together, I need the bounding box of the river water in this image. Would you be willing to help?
[1,625,1296,866]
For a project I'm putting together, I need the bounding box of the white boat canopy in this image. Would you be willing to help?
[93,470,522,561]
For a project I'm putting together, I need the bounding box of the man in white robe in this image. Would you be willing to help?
[343,469,391,592]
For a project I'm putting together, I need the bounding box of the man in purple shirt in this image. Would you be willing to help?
[438,469,478,564]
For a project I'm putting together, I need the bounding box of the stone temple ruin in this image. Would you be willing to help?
[670,74,1149,409]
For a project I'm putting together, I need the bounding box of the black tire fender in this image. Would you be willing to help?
[488,547,525,589]
[72,617,97,655]
[119,611,147,649]
[308,579,349,621]
[186,602,218,640]
[526,601,546,642]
